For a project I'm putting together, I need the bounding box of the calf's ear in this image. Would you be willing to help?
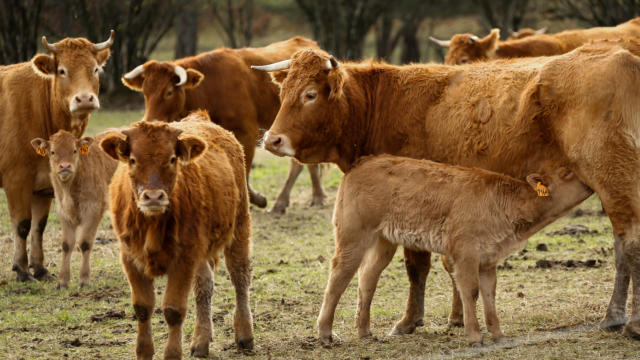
[526,173,550,197]
[32,54,56,77]
[183,69,204,89]
[100,133,129,161]
[31,138,49,157]
[78,137,94,155]
[481,28,500,57]
[176,135,206,165]
[121,69,144,91]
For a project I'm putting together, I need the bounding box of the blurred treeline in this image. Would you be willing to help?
[2,0,639,100]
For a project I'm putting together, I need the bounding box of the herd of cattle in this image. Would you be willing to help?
[1,16,640,359]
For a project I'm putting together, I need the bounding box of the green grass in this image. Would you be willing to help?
[1,110,639,359]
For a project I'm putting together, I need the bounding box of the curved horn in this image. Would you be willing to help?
[536,27,547,35]
[429,36,450,48]
[510,29,518,37]
[174,65,187,86]
[124,64,144,80]
[251,59,292,72]
[41,36,57,53]
[326,56,340,69]
[94,30,115,51]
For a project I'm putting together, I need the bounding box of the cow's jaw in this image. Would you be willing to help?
[263,131,296,157]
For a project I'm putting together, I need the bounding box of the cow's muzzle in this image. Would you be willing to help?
[70,92,100,114]
[57,163,74,182]
[263,131,295,157]
[138,189,169,215]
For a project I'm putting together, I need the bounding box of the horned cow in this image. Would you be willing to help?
[0,31,113,282]
[255,40,640,339]
[121,36,326,213]
[100,111,253,359]
[30,130,117,289]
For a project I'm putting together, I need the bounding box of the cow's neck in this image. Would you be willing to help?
[48,85,89,138]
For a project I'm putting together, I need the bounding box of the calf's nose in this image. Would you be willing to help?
[141,189,167,202]
[58,163,72,171]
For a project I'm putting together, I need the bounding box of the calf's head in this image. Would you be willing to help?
[100,121,206,216]
[252,49,347,164]
[31,131,93,183]
[430,29,500,65]
[122,61,204,122]
[525,166,593,217]
[31,31,114,116]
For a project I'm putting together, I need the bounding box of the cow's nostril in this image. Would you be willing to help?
[273,137,282,147]
[88,95,93,102]
[75,96,82,103]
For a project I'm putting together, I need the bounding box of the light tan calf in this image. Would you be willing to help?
[318,155,593,345]
[31,130,117,289]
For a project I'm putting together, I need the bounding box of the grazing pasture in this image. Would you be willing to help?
[0,110,639,358]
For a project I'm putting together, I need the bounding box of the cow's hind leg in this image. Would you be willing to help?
[308,164,326,207]
[442,254,464,328]
[354,236,396,338]
[269,158,304,214]
[390,249,431,335]
[452,255,482,346]
[5,175,35,282]
[601,235,630,330]
[224,233,254,350]
[29,195,53,280]
[479,266,503,342]
[122,254,155,360]
[190,262,214,358]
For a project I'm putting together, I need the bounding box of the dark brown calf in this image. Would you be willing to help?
[101,111,253,359]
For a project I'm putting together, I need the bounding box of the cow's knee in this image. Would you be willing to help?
[80,241,91,252]
[36,216,48,237]
[17,219,31,239]
[134,304,151,322]
[164,307,185,327]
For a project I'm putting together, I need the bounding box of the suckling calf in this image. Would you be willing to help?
[319,155,592,345]
[31,130,117,289]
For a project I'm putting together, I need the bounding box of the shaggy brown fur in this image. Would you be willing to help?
[0,33,112,282]
[260,40,640,339]
[321,155,592,345]
[122,37,326,213]
[441,17,640,64]
[101,111,253,359]
[30,130,117,289]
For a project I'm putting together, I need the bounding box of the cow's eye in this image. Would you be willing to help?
[170,156,176,164]
[58,68,66,76]
[303,91,317,103]
[73,149,77,154]
[166,88,173,97]
[129,158,136,165]
[94,67,99,75]
[50,151,55,155]
[460,58,469,64]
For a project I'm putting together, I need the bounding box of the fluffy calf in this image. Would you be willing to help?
[100,111,253,359]
[318,155,593,345]
[31,130,117,289]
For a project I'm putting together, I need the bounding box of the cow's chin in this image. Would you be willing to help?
[57,171,74,183]
[137,203,169,217]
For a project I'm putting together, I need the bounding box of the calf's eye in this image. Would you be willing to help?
[129,158,136,165]
[170,156,176,164]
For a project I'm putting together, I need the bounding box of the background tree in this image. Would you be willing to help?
[548,0,640,26]
[374,1,433,63]
[175,0,202,58]
[475,0,531,38]
[0,0,45,65]
[210,0,255,47]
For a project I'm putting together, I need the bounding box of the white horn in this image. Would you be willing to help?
[326,57,340,69]
[251,59,292,72]
[429,36,451,48]
[42,36,57,53]
[536,27,547,35]
[174,65,187,86]
[94,30,115,51]
[124,64,145,80]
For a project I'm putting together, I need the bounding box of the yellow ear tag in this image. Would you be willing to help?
[36,147,47,157]
[79,143,90,155]
[536,181,550,197]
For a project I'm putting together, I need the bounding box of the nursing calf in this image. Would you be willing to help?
[101,111,253,359]
[319,155,593,345]
[31,130,117,289]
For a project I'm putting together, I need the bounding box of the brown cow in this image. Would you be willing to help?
[101,111,253,359]
[430,17,640,64]
[0,31,113,281]
[121,37,326,213]
[30,130,117,289]
[254,41,640,339]
[321,155,592,345]
[507,27,547,40]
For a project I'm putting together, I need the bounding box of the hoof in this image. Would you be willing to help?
[310,196,326,207]
[447,316,464,328]
[56,282,69,290]
[389,318,422,335]
[600,317,627,332]
[15,270,36,282]
[358,330,372,339]
[470,341,484,348]
[268,203,287,215]
[33,267,55,282]
[622,322,640,340]
[250,193,268,208]
[190,343,209,358]
[493,336,508,345]
[237,337,254,351]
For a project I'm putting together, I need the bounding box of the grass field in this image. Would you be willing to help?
[1,109,639,359]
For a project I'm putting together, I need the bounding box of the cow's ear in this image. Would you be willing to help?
[78,137,94,155]
[526,173,550,197]
[121,71,144,91]
[183,69,204,89]
[100,132,129,162]
[482,28,500,57]
[176,135,206,165]
[32,54,55,77]
[270,70,289,87]
[31,138,49,157]
[96,49,111,67]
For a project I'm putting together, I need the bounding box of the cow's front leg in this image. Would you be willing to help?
[5,175,35,282]
[308,164,327,207]
[390,248,431,335]
[57,220,77,289]
[76,214,101,288]
[601,235,630,330]
[190,261,214,358]
[163,263,196,359]
[122,255,156,360]
[30,195,53,281]
[224,240,254,350]
[269,158,304,214]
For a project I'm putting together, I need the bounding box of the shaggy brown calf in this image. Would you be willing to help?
[30,130,117,289]
[319,155,593,345]
[101,112,253,359]
[122,37,325,212]
[431,17,640,64]
[0,31,113,281]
